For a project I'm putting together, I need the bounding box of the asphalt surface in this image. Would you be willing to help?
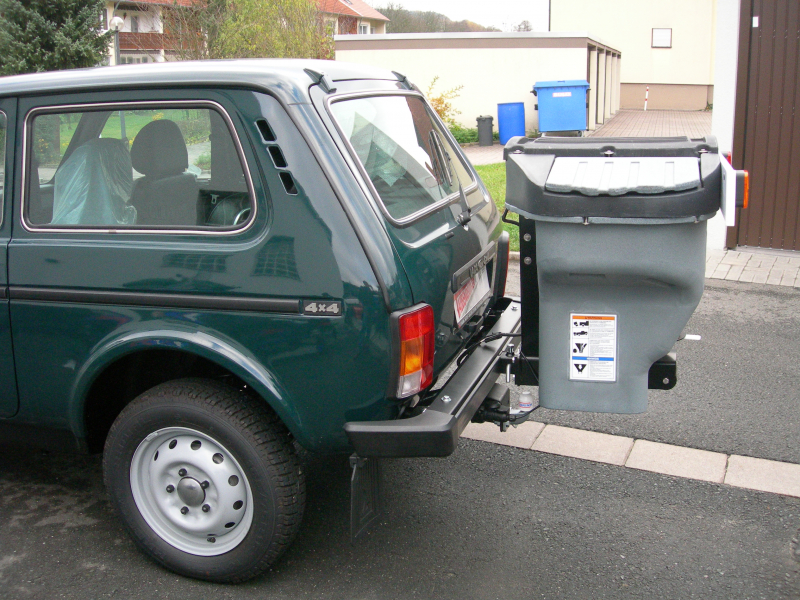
[0,441,798,599]
[505,264,800,464]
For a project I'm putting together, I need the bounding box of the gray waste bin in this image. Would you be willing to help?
[505,136,723,414]
[476,115,494,147]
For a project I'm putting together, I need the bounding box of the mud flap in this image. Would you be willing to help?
[350,454,382,541]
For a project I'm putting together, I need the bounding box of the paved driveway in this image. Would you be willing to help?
[462,108,714,166]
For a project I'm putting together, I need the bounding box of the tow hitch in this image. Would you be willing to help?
[472,379,538,432]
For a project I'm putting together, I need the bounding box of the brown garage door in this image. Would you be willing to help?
[730,0,800,250]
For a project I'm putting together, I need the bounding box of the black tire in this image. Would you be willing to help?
[103,378,305,583]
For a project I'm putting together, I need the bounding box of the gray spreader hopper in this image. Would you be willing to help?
[504,136,723,414]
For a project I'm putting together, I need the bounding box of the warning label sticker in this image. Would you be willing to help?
[569,313,617,382]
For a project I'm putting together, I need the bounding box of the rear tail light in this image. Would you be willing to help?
[396,305,435,398]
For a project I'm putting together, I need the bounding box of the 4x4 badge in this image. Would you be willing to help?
[302,300,342,316]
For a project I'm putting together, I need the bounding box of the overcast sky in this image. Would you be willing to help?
[367,0,552,33]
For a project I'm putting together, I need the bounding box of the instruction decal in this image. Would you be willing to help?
[570,313,617,382]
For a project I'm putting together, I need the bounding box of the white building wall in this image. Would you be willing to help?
[336,45,589,132]
[707,0,741,250]
[551,0,716,86]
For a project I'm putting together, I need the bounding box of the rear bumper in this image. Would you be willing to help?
[344,299,522,458]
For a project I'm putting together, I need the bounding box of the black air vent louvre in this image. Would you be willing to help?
[268,146,288,169]
[280,172,298,195]
[256,119,276,143]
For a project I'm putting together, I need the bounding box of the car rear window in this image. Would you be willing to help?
[330,94,474,223]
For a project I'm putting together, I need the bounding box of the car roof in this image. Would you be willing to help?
[0,59,401,104]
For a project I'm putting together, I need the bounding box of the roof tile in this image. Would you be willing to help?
[316,0,389,21]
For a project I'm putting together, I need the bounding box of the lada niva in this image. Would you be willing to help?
[0,58,745,584]
[0,59,519,582]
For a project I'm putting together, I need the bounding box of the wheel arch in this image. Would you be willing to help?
[70,329,304,453]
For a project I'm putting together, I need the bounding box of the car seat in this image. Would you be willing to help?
[129,119,198,226]
[51,138,135,226]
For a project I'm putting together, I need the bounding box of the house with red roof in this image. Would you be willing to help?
[100,0,389,65]
[100,0,191,64]
[316,0,389,35]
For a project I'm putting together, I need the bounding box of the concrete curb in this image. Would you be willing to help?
[463,422,800,499]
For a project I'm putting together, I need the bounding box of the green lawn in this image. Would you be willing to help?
[474,163,519,251]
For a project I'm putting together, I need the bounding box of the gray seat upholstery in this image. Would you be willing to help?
[130,119,198,226]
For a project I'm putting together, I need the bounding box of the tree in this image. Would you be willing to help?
[377,3,499,33]
[0,0,111,75]
[162,0,331,61]
[513,20,532,32]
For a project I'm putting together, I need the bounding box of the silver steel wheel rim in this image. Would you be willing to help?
[130,427,254,556]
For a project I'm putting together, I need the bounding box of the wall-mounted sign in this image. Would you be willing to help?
[652,28,672,48]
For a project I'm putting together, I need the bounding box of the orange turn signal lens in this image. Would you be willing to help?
[396,305,435,398]
[743,170,749,209]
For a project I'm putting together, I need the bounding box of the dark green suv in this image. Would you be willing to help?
[0,60,517,582]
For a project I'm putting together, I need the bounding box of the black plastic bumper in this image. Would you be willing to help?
[344,299,522,458]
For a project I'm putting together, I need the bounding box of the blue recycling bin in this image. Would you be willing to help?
[497,102,525,144]
[533,80,590,132]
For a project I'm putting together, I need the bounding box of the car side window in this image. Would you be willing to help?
[26,105,253,230]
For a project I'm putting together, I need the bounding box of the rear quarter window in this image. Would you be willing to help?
[26,103,254,231]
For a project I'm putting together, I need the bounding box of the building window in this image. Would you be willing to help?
[652,28,672,48]
[358,24,368,34]
[120,55,150,64]
[100,8,108,30]
[131,15,139,33]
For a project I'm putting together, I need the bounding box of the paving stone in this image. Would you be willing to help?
[710,265,730,279]
[724,265,744,280]
[531,425,633,466]
[462,421,545,449]
[752,254,778,264]
[725,455,800,498]
[752,271,769,284]
[625,440,728,483]
[721,256,750,266]
[738,271,755,283]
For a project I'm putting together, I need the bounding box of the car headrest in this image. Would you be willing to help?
[130,119,188,179]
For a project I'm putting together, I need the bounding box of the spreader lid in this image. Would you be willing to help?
[545,156,701,197]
